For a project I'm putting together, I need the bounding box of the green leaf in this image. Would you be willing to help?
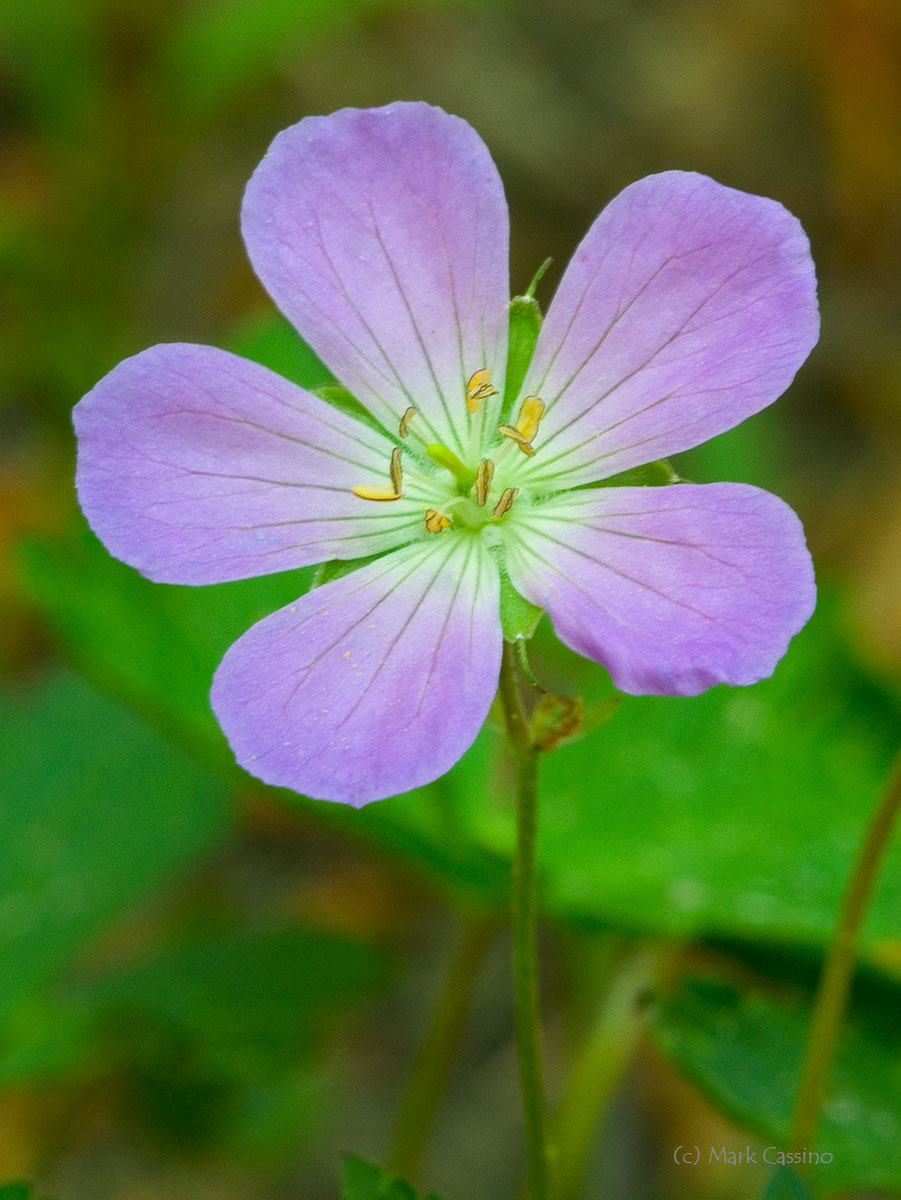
[89,926,387,1072]
[653,970,901,1195]
[340,1155,445,1200]
[759,1165,816,1199]
[164,0,398,119]
[0,669,230,1086]
[227,311,334,391]
[20,527,315,761]
[0,670,230,1024]
[0,1185,54,1200]
[525,597,901,952]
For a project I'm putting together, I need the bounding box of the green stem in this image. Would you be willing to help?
[551,947,659,1200]
[388,913,496,1182]
[789,753,901,1153]
[499,641,550,1200]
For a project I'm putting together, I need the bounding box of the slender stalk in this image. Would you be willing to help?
[789,753,901,1153]
[389,914,496,1182]
[551,948,658,1200]
[499,641,550,1200]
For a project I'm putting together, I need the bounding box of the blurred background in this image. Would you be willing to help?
[2,0,901,1197]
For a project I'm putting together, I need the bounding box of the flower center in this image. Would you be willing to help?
[350,367,545,536]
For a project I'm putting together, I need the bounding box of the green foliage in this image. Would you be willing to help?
[526,600,901,950]
[21,528,315,761]
[22,510,901,957]
[0,669,230,1034]
[86,925,389,1157]
[163,0,480,121]
[228,312,335,391]
[759,1166,816,1199]
[653,971,901,1195]
[0,1185,54,1200]
[341,1155,445,1200]
[90,926,387,1071]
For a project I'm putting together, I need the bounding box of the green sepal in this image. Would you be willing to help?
[312,553,386,589]
[501,258,551,422]
[759,1166,816,1200]
[498,565,543,642]
[340,1154,445,1200]
[580,459,683,490]
[313,385,396,441]
[531,693,621,752]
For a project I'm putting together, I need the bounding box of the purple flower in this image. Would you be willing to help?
[74,102,818,806]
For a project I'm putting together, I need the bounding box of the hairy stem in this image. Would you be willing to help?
[789,753,901,1153]
[499,641,550,1200]
[389,914,496,1182]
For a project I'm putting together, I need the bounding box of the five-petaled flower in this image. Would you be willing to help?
[74,102,818,806]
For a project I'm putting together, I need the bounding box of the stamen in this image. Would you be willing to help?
[390,446,404,494]
[497,424,536,457]
[399,406,418,438]
[515,395,545,442]
[351,484,403,502]
[474,458,495,506]
[492,487,518,519]
[466,368,497,413]
[425,508,451,533]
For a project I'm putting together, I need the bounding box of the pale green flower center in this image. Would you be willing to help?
[351,368,545,539]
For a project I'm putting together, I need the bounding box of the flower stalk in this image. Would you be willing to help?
[499,641,550,1200]
[789,752,901,1155]
[389,913,496,1182]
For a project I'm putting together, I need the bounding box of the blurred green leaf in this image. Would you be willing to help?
[0,1185,54,1200]
[653,971,901,1195]
[0,669,230,1032]
[228,312,334,391]
[23,498,901,953]
[81,924,389,1156]
[314,385,397,440]
[341,1154,445,1200]
[89,925,387,1070]
[21,528,315,761]
[525,599,901,953]
[759,1165,816,1199]
[163,0,479,120]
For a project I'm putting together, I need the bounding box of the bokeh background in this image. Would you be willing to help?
[3,1,901,1198]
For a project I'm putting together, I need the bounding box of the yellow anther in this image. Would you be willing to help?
[492,487,518,519]
[399,406,418,438]
[351,484,403,502]
[466,368,497,413]
[474,457,495,507]
[390,446,404,494]
[425,508,451,533]
[497,424,536,457]
[515,395,545,442]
